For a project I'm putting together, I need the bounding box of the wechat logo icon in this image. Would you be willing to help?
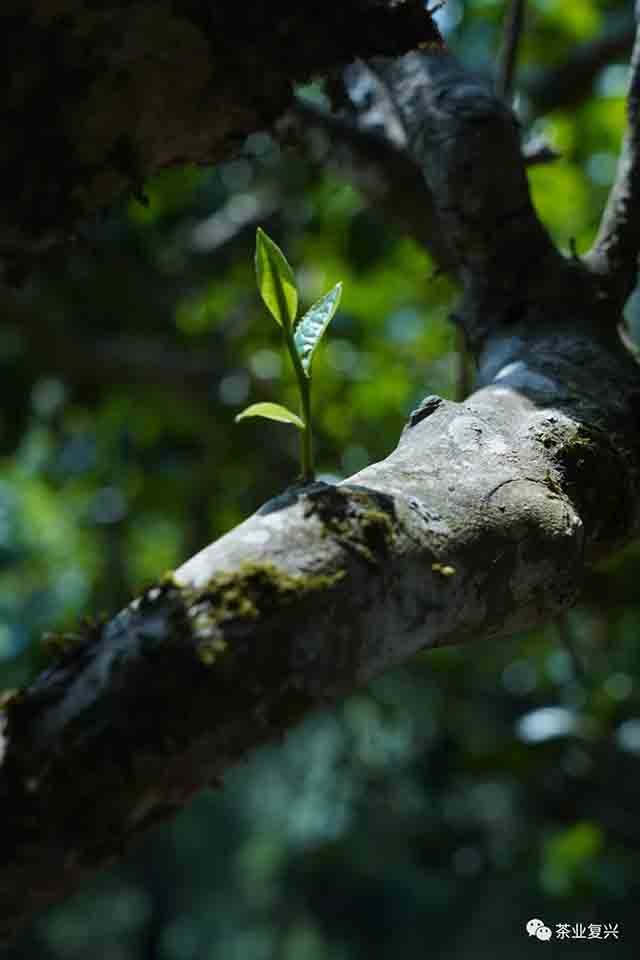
[527,918,552,941]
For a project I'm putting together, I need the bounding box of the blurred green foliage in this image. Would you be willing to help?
[2,0,640,956]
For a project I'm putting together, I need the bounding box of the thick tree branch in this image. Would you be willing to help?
[292,53,563,283]
[3,44,640,942]
[585,6,640,309]
[290,89,557,275]
[289,96,458,273]
[359,51,575,349]
[0,0,440,283]
[2,316,640,942]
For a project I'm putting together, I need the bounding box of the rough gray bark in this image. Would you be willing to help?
[0,0,439,283]
[2,9,640,947]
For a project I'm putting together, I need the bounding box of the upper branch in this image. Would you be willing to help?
[495,0,527,102]
[332,50,562,301]
[406,53,554,272]
[358,50,568,347]
[585,5,640,309]
[289,96,458,273]
[291,62,557,276]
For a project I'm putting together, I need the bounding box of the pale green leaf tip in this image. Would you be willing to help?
[235,401,305,430]
[254,227,298,329]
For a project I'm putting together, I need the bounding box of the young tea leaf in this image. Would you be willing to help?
[294,282,342,376]
[255,227,298,329]
[235,402,305,430]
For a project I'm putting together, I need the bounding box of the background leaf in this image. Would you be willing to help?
[294,281,342,375]
[235,402,305,429]
[255,227,298,329]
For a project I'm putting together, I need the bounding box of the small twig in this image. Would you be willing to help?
[555,612,589,691]
[427,2,446,15]
[526,12,634,116]
[585,6,640,307]
[453,319,472,400]
[522,136,560,166]
[495,0,527,101]
[618,320,640,365]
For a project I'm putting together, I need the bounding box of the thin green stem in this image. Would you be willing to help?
[300,374,313,481]
[284,328,314,481]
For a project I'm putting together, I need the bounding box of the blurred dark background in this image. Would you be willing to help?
[2,1,640,956]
